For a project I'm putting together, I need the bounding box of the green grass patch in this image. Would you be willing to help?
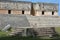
[0,31,10,37]
[0,36,60,40]
[0,31,7,37]
[55,27,60,35]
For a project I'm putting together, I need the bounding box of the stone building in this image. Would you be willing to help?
[0,1,31,14]
[0,1,58,16]
[0,1,60,37]
[33,3,58,16]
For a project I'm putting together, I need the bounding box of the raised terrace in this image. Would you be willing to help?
[0,14,60,29]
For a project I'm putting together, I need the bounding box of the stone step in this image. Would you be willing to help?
[32,27,55,36]
[9,29,24,36]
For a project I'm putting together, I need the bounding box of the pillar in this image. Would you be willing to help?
[22,28,27,36]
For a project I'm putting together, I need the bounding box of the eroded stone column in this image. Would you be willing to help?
[22,28,27,36]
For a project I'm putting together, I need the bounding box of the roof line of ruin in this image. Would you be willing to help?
[0,0,58,5]
[0,0,32,3]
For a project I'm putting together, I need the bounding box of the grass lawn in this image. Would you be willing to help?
[0,31,10,37]
[55,27,60,35]
[0,36,60,40]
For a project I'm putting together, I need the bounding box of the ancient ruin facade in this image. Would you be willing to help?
[33,3,58,16]
[0,1,31,14]
[0,1,60,37]
[0,1,58,16]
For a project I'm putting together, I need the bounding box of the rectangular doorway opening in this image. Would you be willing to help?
[52,11,54,15]
[42,11,44,15]
[8,10,11,14]
[22,10,24,14]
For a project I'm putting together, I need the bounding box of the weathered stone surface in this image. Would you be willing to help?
[2,24,11,31]
[0,2,31,10]
[33,3,58,11]
[0,14,59,29]
[0,1,58,11]
[26,15,60,28]
[43,3,58,11]
[0,1,58,16]
[0,14,30,30]
[33,3,41,11]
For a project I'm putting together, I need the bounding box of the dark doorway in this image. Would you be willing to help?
[42,11,44,15]
[22,10,24,14]
[8,10,11,14]
[52,11,54,15]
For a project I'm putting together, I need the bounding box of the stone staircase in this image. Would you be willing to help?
[27,28,38,36]
[9,28,24,36]
[32,27,56,37]
[9,27,56,37]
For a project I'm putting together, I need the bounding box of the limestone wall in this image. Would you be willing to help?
[44,11,58,16]
[0,1,58,16]
[11,10,22,14]
[0,14,60,29]
[0,14,57,36]
[54,11,58,16]
[35,11,42,16]
[44,11,52,16]
[0,9,8,14]
[43,3,58,11]
[33,3,58,11]
[33,3,41,11]
[33,3,58,16]
[0,2,31,10]
[24,11,31,15]
[26,15,60,28]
